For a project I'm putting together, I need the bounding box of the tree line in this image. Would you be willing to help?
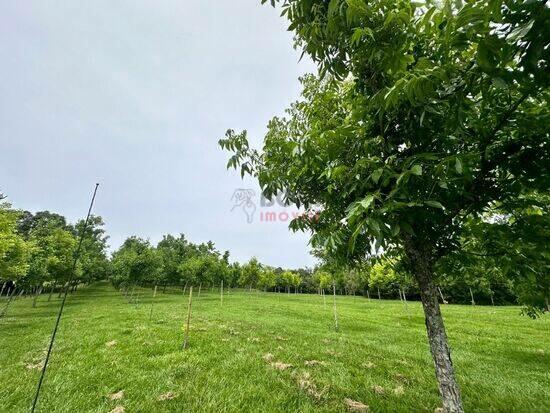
[1,196,546,310]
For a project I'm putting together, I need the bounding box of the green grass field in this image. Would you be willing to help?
[1,283,548,412]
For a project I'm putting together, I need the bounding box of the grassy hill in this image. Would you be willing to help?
[1,283,548,412]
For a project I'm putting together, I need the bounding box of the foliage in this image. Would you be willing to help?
[221,1,549,410]
[111,237,160,287]
[74,215,110,283]
[0,204,31,283]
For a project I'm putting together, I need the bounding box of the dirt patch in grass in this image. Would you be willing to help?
[271,361,292,370]
[372,385,385,395]
[393,385,405,396]
[158,391,177,401]
[25,361,44,370]
[109,390,124,401]
[344,398,369,412]
[296,371,326,400]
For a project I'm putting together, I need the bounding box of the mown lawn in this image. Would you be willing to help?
[0,282,548,412]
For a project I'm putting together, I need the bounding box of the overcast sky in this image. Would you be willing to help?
[0,1,318,268]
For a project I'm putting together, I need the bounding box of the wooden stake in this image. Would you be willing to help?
[469,287,476,306]
[182,286,194,349]
[377,287,381,300]
[437,286,447,304]
[322,288,326,309]
[367,289,371,301]
[220,280,224,306]
[149,285,158,321]
[332,284,339,332]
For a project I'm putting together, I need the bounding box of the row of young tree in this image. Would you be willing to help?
[110,234,308,293]
[0,197,311,297]
[0,198,549,315]
[2,195,545,310]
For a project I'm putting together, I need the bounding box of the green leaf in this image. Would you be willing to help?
[411,164,423,176]
[455,158,463,174]
[371,168,383,184]
[507,19,534,44]
[360,195,375,209]
[425,200,444,209]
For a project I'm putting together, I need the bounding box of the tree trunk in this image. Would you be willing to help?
[377,287,381,300]
[408,245,464,413]
[32,286,43,308]
[0,282,6,297]
[0,288,17,317]
[469,287,475,306]
[48,284,55,301]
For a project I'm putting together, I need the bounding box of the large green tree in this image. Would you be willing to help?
[111,237,160,287]
[220,1,549,411]
[27,227,79,289]
[74,215,110,283]
[0,204,31,286]
[157,234,194,287]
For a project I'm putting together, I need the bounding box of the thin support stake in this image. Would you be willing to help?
[31,183,99,413]
[149,285,158,321]
[182,286,194,349]
[332,284,339,332]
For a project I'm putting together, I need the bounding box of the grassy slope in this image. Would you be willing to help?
[0,283,548,413]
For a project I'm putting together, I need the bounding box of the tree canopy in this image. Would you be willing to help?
[220,1,549,411]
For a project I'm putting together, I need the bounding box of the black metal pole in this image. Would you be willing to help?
[31,183,99,412]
